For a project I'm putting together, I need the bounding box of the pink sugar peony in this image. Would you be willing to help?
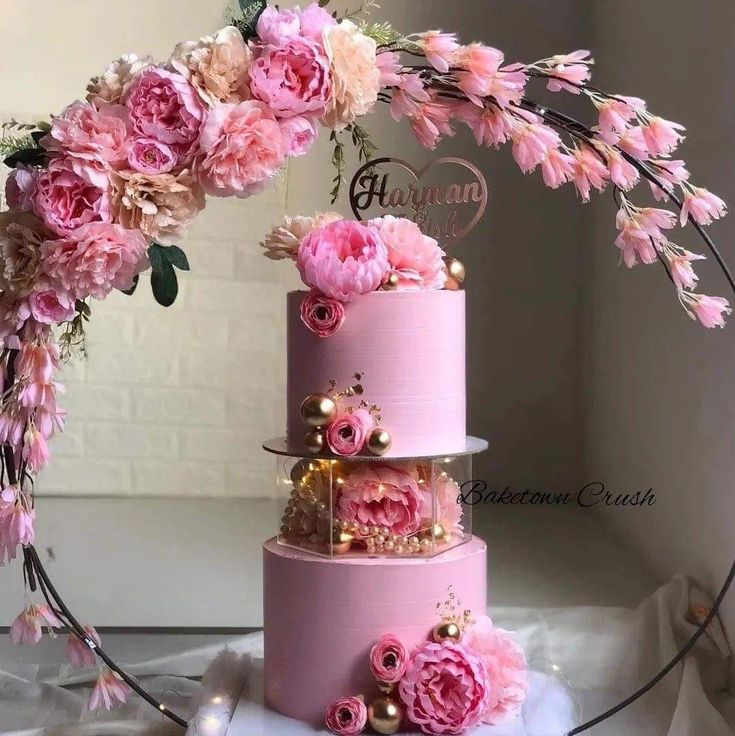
[370,634,409,684]
[10,603,61,645]
[33,156,111,236]
[336,464,430,537]
[256,6,301,46]
[298,3,337,40]
[369,216,446,290]
[325,696,367,736]
[300,290,345,337]
[297,220,389,301]
[196,101,285,198]
[29,289,76,325]
[250,39,332,119]
[41,222,148,300]
[327,408,374,457]
[279,115,318,157]
[127,137,177,174]
[5,166,37,212]
[462,616,528,726]
[399,641,490,735]
[124,67,205,159]
[43,101,130,165]
[66,626,101,669]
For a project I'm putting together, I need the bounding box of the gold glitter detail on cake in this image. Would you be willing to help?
[435,585,473,631]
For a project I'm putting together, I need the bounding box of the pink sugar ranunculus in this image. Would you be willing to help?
[399,641,491,735]
[124,67,205,160]
[297,220,389,302]
[370,216,447,291]
[327,408,374,457]
[28,289,76,325]
[33,156,111,236]
[462,615,528,726]
[196,100,285,198]
[280,115,318,157]
[41,222,148,300]
[127,137,177,174]
[42,100,130,165]
[336,464,430,537]
[250,39,332,119]
[325,696,367,736]
[5,166,37,212]
[370,634,409,684]
[300,290,345,337]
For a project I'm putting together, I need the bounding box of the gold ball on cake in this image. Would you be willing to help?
[431,523,446,542]
[300,394,337,429]
[368,696,403,735]
[432,621,462,644]
[304,429,325,454]
[331,530,354,554]
[443,257,466,290]
[382,272,400,291]
[367,428,392,456]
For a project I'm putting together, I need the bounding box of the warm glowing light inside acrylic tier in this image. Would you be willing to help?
[274,455,473,559]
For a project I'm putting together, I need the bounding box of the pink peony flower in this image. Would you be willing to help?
[10,603,62,645]
[300,290,345,337]
[641,115,685,156]
[66,626,101,669]
[5,166,37,212]
[89,669,131,711]
[571,145,609,202]
[399,641,490,735]
[297,220,389,302]
[462,616,528,726]
[124,68,205,160]
[545,50,592,94]
[327,409,374,457]
[419,31,460,74]
[41,222,148,300]
[256,6,301,46]
[297,4,337,41]
[680,187,728,227]
[370,634,409,684]
[279,115,318,157]
[43,101,130,165]
[33,156,111,236]
[127,137,177,174]
[29,289,76,325]
[369,216,446,290]
[685,293,731,329]
[196,100,285,198]
[667,250,705,290]
[250,39,332,118]
[325,696,367,736]
[336,464,430,537]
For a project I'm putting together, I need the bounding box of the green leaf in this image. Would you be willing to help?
[120,275,139,296]
[151,260,179,307]
[3,148,44,168]
[236,0,267,39]
[161,244,190,271]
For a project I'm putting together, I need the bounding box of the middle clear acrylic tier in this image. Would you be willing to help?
[264,438,487,559]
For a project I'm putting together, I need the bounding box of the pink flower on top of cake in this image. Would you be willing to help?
[369,215,447,290]
[398,640,490,735]
[300,290,345,338]
[461,615,528,726]
[336,464,429,538]
[261,211,343,261]
[325,695,368,736]
[279,115,318,158]
[326,408,374,457]
[297,219,389,301]
[370,634,409,684]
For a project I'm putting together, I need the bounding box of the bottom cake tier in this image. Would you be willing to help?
[263,536,487,726]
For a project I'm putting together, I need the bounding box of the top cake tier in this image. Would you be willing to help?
[287,289,466,458]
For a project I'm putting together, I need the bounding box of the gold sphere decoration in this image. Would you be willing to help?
[368,696,403,735]
[443,257,466,291]
[431,523,446,542]
[304,429,325,455]
[367,428,392,456]
[433,621,462,644]
[382,272,400,291]
[300,393,338,429]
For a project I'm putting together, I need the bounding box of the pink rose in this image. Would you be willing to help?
[127,138,177,174]
[42,101,130,165]
[33,156,111,236]
[196,101,285,198]
[336,464,430,537]
[327,408,374,457]
[5,166,37,212]
[325,696,367,736]
[300,290,345,337]
[41,222,148,300]
[280,115,318,157]
[370,216,447,290]
[462,616,528,726]
[297,220,389,302]
[370,634,409,684]
[124,68,205,160]
[28,289,76,325]
[250,39,332,119]
[399,641,490,735]
[297,4,337,40]
[256,6,301,46]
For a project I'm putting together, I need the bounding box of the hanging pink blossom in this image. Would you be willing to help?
[648,159,689,202]
[9,603,62,645]
[668,250,706,290]
[571,146,609,202]
[510,115,561,174]
[684,293,732,329]
[418,31,460,74]
[410,95,454,150]
[88,669,131,711]
[66,626,102,669]
[454,103,510,148]
[545,50,592,94]
[641,115,685,156]
[376,51,402,89]
[541,148,575,189]
[680,188,728,227]
[390,74,430,122]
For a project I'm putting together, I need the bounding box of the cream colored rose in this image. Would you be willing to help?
[168,26,253,106]
[0,212,47,296]
[111,170,205,243]
[322,20,381,130]
[261,211,343,261]
[86,54,154,105]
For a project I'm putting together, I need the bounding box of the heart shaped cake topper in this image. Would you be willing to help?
[349,157,489,248]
